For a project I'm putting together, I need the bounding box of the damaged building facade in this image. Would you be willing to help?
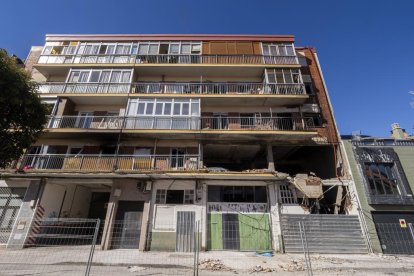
[1,34,365,253]
[343,124,414,255]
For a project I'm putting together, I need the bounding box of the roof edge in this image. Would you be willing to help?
[45,34,295,42]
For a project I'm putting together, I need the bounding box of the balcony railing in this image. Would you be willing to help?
[133,82,306,95]
[37,82,306,95]
[38,82,130,94]
[46,116,315,131]
[37,54,298,65]
[18,154,200,172]
[201,117,315,131]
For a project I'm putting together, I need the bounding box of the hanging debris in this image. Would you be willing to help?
[292,173,323,198]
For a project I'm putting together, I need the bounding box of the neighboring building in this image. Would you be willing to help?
[1,34,365,253]
[343,125,414,255]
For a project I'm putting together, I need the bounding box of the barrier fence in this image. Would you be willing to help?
[0,218,414,275]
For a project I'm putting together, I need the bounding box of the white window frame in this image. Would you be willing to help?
[126,98,200,117]
[66,69,133,83]
[264,68,303,84]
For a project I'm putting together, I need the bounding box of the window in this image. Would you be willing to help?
[364,163,400,196]
[67,69,132,83]
[265,69,302,84]
[155,189,194,204]
[127,98,200,117]
[207,186,267,203]
[279,185,296,204]
[262,43,296,56]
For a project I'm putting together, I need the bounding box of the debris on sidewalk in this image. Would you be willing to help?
[249,265,275,273]
[278,259,305,271]
[199,258,236,272]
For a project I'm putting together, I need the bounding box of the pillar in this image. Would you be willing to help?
[267,144,275,171]
[7,180,42,249]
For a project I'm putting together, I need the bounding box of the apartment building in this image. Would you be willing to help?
[342,124,414,255]
[1,34,364,253]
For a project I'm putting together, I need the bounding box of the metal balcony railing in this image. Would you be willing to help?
[200,117,315,131]
[133,82,306,95]
[46,116,316,131]
[17,154,200,172]
[37,82,306,95]
[37,54,298,65]
[38,82,131,94]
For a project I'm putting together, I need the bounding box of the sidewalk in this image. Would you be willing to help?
[1,247,414,275]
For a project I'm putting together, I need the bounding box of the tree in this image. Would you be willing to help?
[0,49,48,168]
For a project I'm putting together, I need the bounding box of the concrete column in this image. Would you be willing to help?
[139,202,150,251]
[7,180,42,249]
[334,185,343,214]
[199,143,203,169]
[266,144,275,171]
[267,183,282,252]
[201,182,208,250]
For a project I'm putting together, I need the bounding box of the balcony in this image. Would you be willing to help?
[46,115,315,131]
[36,54,298,65]
[133,82,306,95]
[38,82,130,94]
[17,154,200,172]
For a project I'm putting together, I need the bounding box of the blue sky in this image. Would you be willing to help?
[1,0,413,136]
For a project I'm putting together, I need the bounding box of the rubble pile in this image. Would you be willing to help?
[278,259,305,271]
[199,259,235,272]
[249,265,275,273]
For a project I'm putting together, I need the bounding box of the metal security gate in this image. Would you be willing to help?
[176,211,195,252]
[372,212,414,255]
[281,214,367,253]
[0,187,27,244]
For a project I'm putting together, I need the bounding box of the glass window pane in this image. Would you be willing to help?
[263,46,270,56]
[149,44,158,54]
[164,103,171,115]
[121,71,131,83]
[110,71,121,82]
[79,72,89,82]
[276,70,284,83]
[146,103,154,115]
[138,44,149,54]
[191,103,199,116]
[90,71,100,82]
[155,103,163,115]
[43,46,53,55]
[99,71,111,83]
[284,71,293,83]
[286,45,294,55]
[173,103,181,115]
[170,44,180,54]
[267,72,276,83]
[69,71,80,82]
[270,46,278,56]
[181,44,191,54]
[107,45,115,54]
[137,103,145,115]
[278,46,287,56]
[182,103,189,115]
[191,44,201,53]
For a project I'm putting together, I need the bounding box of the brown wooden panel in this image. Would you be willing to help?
[236,42,253,54]
[210,42,228,54]
[202,42,210,54]
[227,42,237,54]
[253,42,262,55]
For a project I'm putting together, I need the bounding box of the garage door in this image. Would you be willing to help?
[372,212,414,255]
